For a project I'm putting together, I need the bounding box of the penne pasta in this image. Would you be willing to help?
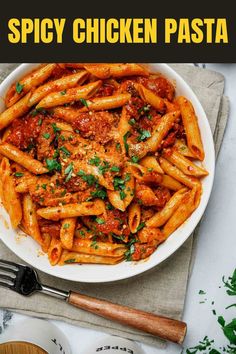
[59,250,124,265]
[36,80,102,108]
[29,70,89,106]
[137,84,166,112]
[140,156,164,174]
[48,236,63,265]
[176,96,205,161]
[118,107,131,154]
[0,143,48,174]
[84,63,148,79]
[159,174,184,191]
[129,110,180,159]
[128,202,141,233]
[60,217,76,249]
[52,106,80,123]
[23,194,43,245]
[163,148,208,177]
[163,187,201,238]
[174,139,195,158]
[159,157,201,189]
[0,157,22,228]
[72,238,126,258]
[37,200,105,220]
[0,92,31,130]
[146,188,188,227]
[5,64,57,107]
[78,93,131,112]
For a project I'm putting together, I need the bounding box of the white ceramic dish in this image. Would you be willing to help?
[0,63,215,283]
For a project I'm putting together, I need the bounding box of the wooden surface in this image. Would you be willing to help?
[68,291,187,344]
[0,342,47,354]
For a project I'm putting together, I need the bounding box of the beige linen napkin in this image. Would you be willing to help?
[0,64,229,348]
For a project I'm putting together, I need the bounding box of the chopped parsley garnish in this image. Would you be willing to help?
[38,118,43,126]
[124,238,137,261]
[53,149,59,158]
[60,90,67,95]
[218,316,236,345]
[43,133,50,139]
[14,172,24,177]
[120,190,126,200]
[110,165,120,172]
[131,156,139,163]
[98,161,110,175]
[61,189,67,197]
[111,233,125,241]
[64,163,74,182]
[136,222,146,232]
[89,156,101,166]
[95,217,105,225]
[222,269,236,296]
[106,203,114,210]
[41,184,47,190]
[113,176,126,191]
[128,118,136,126]
[80,98,88,107]
[46,159,61,172]
[79,230,85,236]
[75,129,80,134]
[60,146,71,157]
[137,129,151,142]
[90,240,99,249]
[16,82,24,94]
[91,189,107,200]
[63,223,70,229]
[138,105,150,114]
[147,114,153,120]
[77,170,97,186]
[64,258,76,263]
[116,143,121,151]
[199,290,206,295]
[52,123,61,133]
[123,131,130,153]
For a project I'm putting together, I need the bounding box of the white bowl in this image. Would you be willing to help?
[0,63,215,283]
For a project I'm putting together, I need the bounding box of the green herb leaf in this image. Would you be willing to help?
[60,146,71,157]
[80,98,88,107]
[89,156,101,166]
[51,123,61,133]
[91,189,107,200]
[16,82,24,94]
[199,290,206,295]
[41,184,47,190]
[95,217,105,225]
[98,161,110,175]
[43,133,50,139]
[90,240,99,249]
[128,118,136,126]
[14,172,24,177]
[64,258,76,263]
[116,142,121,151]
[110,165,120,172]
[63,223,70,229]
[60,90,67,95]
[64,163,74,182]
[131,156,139,163]
[136,222,146,232]
[123,132,130,153]
[119,190,126,200]
[137,129,151,142]
[38,118,43,126]
[77,170,97,186]
[46,159,61,172]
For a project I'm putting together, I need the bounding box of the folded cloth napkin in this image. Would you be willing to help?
[0,64,229,348]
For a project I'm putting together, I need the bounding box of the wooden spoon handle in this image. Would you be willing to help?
[68,291,187,344]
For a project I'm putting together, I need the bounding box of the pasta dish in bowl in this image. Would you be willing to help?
[0,63,214,282]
